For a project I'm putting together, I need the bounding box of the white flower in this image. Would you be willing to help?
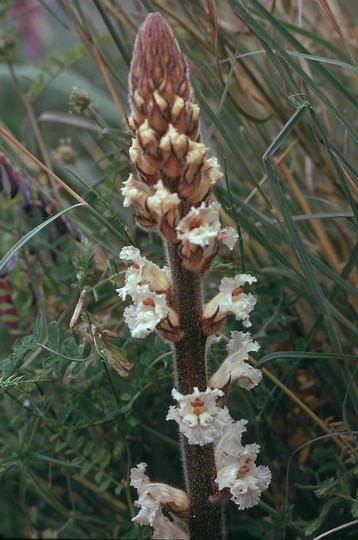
[147,180,180,219]
[117,248,181,339]
[203,274,257,329]
[123,285,177,338]
[214,422,271,510]
[153,514,189,540]
[176,202,221,248]
[219,226,238,250]
[166,387,233,445]
[121,174,152,209]
[130,462,189,538]
[219,274,257,292]
[209,331,262,390]
[117,246,170,299]
[215,419,248,461]
[146,179,180,229]
[217,463,271,510]
[202,156,223,187]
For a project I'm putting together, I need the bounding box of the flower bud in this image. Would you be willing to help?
[121,174,156,229]
[129,13,193,136]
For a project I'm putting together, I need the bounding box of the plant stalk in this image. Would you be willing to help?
[166,243,225,539]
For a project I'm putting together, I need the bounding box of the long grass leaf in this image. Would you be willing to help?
[263,140,358,417]
[228,0,358,143]
[256,351,358,368]
[264,162,341,347]
[247,0,358,111]
[263,103,309,159]
[310,257,358,299]
[245,7,358,107]
[308,109,358,221]
[280,21,351,63]
[0,204,83,274]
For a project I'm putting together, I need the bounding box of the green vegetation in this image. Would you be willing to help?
[0,1,357,538]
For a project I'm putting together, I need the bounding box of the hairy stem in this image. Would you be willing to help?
[166,243,225,539]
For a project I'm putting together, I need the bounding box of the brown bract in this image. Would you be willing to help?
[125,13,224,271]
[129,13,188,95]
[129,13,192,133]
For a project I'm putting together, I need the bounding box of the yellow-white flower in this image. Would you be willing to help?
[215,422,271,510]
[176,202,221,248]
[117,246,170,299]
[121,174,152,208]
[147,180,181,222]
[219,226,239,250]
[122,285,178,338]
[209,331,261,390]
[166,387,233,445]
[203,274,257,329]
[130,462,189,538]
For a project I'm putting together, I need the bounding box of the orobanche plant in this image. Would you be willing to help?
[119,13,271,539]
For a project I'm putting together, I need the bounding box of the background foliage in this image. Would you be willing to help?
[0,1,357,538]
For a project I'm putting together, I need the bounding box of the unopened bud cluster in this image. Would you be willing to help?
[119,13,271,537]
[123,12,237,273]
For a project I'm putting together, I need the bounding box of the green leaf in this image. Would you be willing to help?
[55,441,68,453]
[42,395,54,414]
[95,470,104,484]
[32,313,44,341]
[77,394,98,419]
[47,321,60,351]
[0,334,37,377]
[305,497,343,535]
[80,461,94,477]
[126,415,137,428]
[62,336,79,358]
[120,393,132,402]
[75,436,85,450]
[83,441,95,457]
[71,456,84,466]
[352,502,358,518]
[98,476,112,493]
[98,452,111,470]
[42,355,60,368]
[114,485,122,496]
[57,401,73,423]
[69,361,87,378]
[92,447,107,465]
[263,103,309,160]
[139,352,152,366]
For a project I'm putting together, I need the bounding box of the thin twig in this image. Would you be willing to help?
[0,126,88,206]
[312,519,358,540]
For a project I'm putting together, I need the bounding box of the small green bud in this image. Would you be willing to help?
[69,86,91,113]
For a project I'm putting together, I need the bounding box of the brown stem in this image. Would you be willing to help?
[166,243,225,540]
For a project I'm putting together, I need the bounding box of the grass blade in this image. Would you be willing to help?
[0,204,83,274]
